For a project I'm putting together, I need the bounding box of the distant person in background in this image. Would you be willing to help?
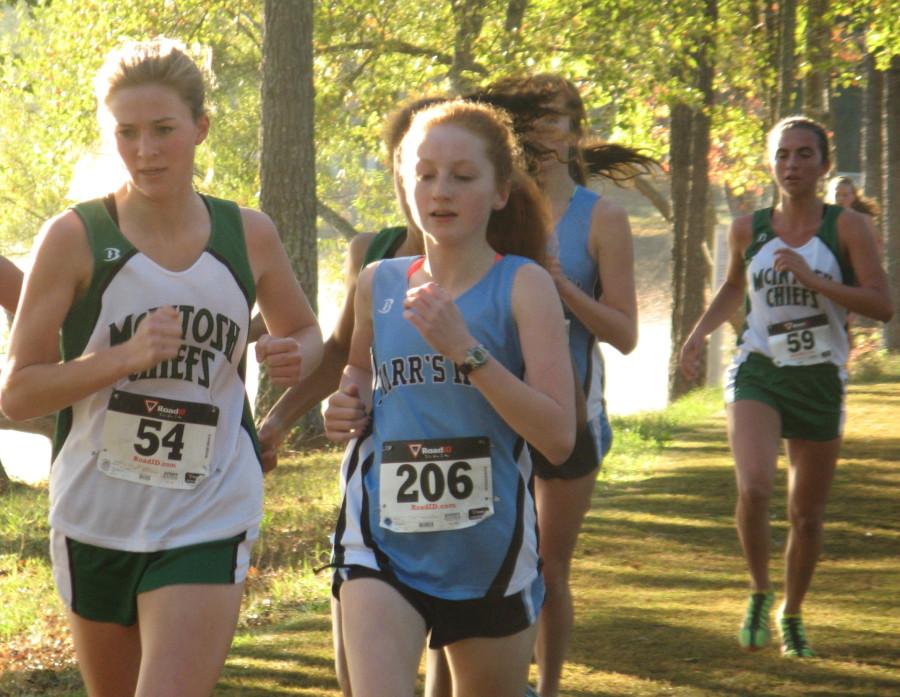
[681,116,892,658]
[474,74,647,697]
[826,176,883,257]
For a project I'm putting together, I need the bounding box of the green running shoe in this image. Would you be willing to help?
[778,607,816,658]
[739,590,775,650]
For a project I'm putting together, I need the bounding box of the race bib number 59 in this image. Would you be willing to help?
[98,390,218,490]
[767,314,833,367]
[379,436,494,533]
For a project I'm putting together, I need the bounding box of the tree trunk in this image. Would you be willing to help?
[884,56,900,350]
[802,0,830,124]
[670,0,717,401]
[668,101,693,400]
[258,0,322,443]
[863,53,884,217]
[776,0,797,118]
[763,1,779,124]
[504,0,528,32]
[448,0,486,94]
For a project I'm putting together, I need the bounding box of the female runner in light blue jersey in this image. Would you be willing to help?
[0,39,322,697]
[475,74,651,697]
[681,116,891,658]
[325,100,575,697]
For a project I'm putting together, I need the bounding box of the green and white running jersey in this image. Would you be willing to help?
[735,204,854,373]
[50,195,262,552]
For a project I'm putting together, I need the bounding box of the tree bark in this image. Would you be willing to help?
[668,102,693,399]
[504,0,528,32]
[776,0,797,119]
[448,0,486,94]
[258,0,322,443]
[763,1,779,124]
[802,0,830,124]
[863,53,884,219]
[670,0,717,401]
[884,56,900,350]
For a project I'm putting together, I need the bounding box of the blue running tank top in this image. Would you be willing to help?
[555,186,606,414]
[332,255,542,601]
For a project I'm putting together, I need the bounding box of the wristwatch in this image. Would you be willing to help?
[457,343,490,376]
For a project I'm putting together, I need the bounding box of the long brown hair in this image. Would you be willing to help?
[396,100,549,264]
[826,175,881,217]
[473,74,657,185]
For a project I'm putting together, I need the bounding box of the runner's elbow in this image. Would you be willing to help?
[539,424,576,466]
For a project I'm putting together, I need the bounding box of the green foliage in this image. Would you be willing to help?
[848,326,900,382]
[0,1,261,249]
[0,480,52,641]
[0,0,887,253]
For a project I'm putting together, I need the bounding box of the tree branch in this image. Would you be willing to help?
[317,198,359,240]
[319,40,486,75]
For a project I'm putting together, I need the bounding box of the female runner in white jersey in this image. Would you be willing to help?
[324,100,575,697]
[680,116,891,658]
[0,39,322,696]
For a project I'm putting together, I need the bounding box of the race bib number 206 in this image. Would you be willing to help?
[379,436,494,533]
[98,390,219,490]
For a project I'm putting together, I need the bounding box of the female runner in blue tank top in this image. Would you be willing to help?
[257,98,437,697]
[476,74,652,697]
[681,117,891,657]
[325,100,575,697]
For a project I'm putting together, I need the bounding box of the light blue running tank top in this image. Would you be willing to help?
[332,255,543,601]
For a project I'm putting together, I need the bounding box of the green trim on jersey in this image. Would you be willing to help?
[747,205,853,283]
[738,204,853,350]
[362,226,407,269]
[54,195,259,462]
[202,196,260,463]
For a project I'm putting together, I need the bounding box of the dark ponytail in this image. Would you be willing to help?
[471,74,658,184]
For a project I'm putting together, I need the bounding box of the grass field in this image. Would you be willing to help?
[1,358,898,696]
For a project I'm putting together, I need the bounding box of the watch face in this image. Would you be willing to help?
[459,344,488,375]
[471,346,488,364]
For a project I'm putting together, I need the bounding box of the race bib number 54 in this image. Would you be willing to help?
[379,436,494,533]
[98,390,219,490]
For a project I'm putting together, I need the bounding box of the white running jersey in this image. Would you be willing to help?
[734,205,852,373]
[49,195,263,552]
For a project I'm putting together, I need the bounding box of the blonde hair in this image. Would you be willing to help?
[95,38,207,120]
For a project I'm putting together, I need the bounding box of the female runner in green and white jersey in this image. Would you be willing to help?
[0,39,322,696]
[680,116,891,658]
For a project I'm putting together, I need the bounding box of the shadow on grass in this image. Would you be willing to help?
[569,610,900,697]
[588,428,900,564]
[219,614,341,695]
